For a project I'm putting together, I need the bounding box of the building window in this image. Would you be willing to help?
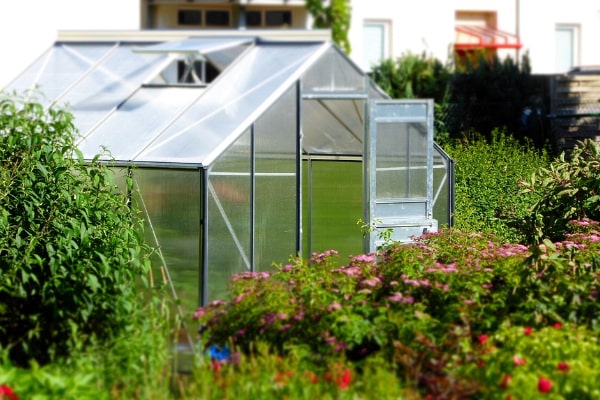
[555,24,579,72]
[246,10,262,27]
[178,9,202,26]
[265,11,292,26]
[206,10,230,27]
[363,21,390,71]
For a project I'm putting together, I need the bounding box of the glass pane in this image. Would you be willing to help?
[207,130,251,301]
[254,87,297,270]
[8,43,114,105]
[132,168,201,318]
[363,22,386,71]
[302,99,365,155]
[137,44,322,165]
[302,47,366,94]
[64,45,169,135]
[78,87,200,161]
[432,143,453,227]
[303,160,363,259]
[555,27,575,72]
[376,122,427,199]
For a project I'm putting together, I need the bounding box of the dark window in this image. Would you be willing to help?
[206,10,230,26]
[265,10,292,26]
[177,60,220,84]
[245,10,262,27]
[178,9,202,26]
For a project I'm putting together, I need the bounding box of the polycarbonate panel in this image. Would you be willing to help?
[302,160,363,258]
[302,99,365,155]
[254,86,297,270]
[206,44,252,71]
[135,43,324,165]
[302,46,366,94]
[7,43,114,105]
[433,143,453,227]
[207,129,251,301]
[135,38,253,55]
[133,168,201,318]
[78,87,201,161]
[63,45,169,135]
[376,122,428,200]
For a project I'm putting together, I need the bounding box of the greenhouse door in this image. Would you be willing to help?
[364,99,437,253]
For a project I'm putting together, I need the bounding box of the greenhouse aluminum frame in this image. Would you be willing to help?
[4,31,454,316]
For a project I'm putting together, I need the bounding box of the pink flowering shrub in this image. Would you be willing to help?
[193,218,600,398]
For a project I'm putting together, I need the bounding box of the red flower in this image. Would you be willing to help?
[512,355,527,366]
[524,327,533,335]
[478,334,489,344]
[552,322,563,329]
[0,385,18,400]
[557,361,570,372]
[538,377,553,393]
[500,374,512,389]
[336,368,352,390]
[304,371,319,384]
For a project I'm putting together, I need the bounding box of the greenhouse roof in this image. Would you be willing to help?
[4,30,375,167]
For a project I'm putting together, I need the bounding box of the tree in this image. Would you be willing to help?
[306,0,352,54]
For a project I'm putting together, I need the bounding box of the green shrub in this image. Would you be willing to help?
[518,139,600,243]
[0,95,151,366]
[443,130,549,243]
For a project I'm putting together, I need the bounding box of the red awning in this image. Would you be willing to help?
[455,25,522,50]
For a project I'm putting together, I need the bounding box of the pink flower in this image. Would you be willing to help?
[557,361,570,372]
[524,327,533,335]
[538,377,552,393]
[552,322,563,329]
[478,334,489,345]
[512,355,527,366]
[327,301,342,312]
[192,308,206,319]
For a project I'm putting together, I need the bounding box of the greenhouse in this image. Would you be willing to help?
[4,31,454,330]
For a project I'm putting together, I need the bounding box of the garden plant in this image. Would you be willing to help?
[2,94,600,399]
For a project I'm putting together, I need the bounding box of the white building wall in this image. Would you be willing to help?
[0,0,140,89]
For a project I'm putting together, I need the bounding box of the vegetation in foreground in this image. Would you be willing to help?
[3,96,600,398]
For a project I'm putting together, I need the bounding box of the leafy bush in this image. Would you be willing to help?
[443,130,549,243]
[192,218,600,397]
[370,52,451,101]
[0,96,151,366]
[518,139,600,243]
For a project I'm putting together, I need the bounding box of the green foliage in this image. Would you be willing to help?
[192,220,600,397]
[462,324,600,399]
[0,296,173,399]
[306,0,351,54]
[370,52,451,102]
[443,130,550,243]
[518,139,600,244]
[0,95,151,366]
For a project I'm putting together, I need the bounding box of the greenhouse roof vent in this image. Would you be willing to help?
[134,37,255,86]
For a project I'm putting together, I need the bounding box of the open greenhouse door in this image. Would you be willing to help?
[364,99,437,253]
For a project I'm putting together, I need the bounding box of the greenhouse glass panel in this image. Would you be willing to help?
[9,43,115,105]
[432,143,454,227]
[207,129,252,301]
[302,99,364,155]
[254,86,297,270]
[375,122,428,199]
[302,46,366,95]
[78,87,201,161]
[303,160,363,258]
[135,44,323,165]
[132,168,201,319]
[63,46,169,135]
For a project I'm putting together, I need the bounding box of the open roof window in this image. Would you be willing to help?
[134,37,254,86]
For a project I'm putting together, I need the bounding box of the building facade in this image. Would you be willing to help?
[1,1,600,88]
